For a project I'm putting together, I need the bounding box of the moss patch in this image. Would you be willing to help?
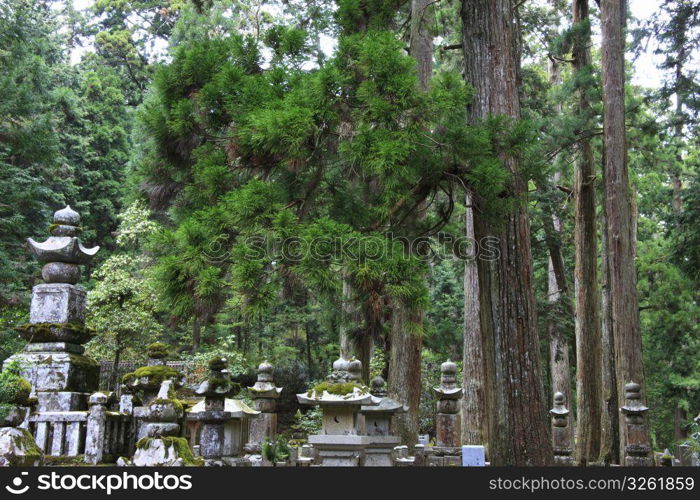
[136,436,203,466]
[0,361,32,414]
[122,365,181,388]
[151,398,184,415]
[146,342,169,359]
[306,382,368,399]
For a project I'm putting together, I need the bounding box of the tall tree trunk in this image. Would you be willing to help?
[462,192,486,446]
[600,0,650,464]
[572,0,602,466]
[461,0,553,465]
[388,302,423,449]
[599,206,620,464]
[339,274,371,382]
[386,0,433,448]
[672,55,684,215]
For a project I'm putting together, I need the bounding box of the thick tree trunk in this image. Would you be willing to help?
[573,0,602,466]
[339,274,371,382]
[386,0,434,447]
[461,0,553,465]
[600,0,650,464]
[599,207,620,464]
[388,302,423,449]
[462,193,486,446]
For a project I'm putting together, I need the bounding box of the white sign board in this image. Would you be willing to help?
[462,445,486,466]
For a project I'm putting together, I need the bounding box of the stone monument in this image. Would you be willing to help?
[620,381,653,466]
[360,375,406,466]
[191,358,239,460]
[297,357,372,466]
[4,206,99,412]
[245,360,282,453]
[432,360,462,465]
[550,391,574,465]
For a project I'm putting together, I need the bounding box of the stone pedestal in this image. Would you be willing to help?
[550,392,574,465]
[298,357,372,467]
[29,284,86,324]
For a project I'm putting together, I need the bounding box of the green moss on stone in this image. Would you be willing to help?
[122,365,181,388]
[152,398,184,415]
[135,436,203,466]
[208,357,227,371]
[306,381,367,399]
[146,342,169,359]
[0,361,31,408]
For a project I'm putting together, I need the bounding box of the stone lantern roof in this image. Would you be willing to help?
[433,359,463,399]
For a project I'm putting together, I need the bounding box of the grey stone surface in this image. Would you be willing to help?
[29,284,86,325]
[132,439,185,467]
[0,427,44,466]
[42,262,81,284]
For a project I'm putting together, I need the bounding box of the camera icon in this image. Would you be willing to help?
[5,472,29,495]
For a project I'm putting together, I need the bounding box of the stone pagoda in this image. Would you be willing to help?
[360,375,406,466]
[245,360,282,453]
[432,360,463,465]
[620,381,653,466]
[191,357,240,460]
[297,357,372,466]
[550,392,574,465]
[4,206,99,412]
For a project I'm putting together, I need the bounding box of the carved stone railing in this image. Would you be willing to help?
[28,411,87,457]
[27,392,132,464]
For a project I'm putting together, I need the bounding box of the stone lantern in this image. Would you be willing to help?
[620,382,652,466]
[245,360,282,453]
[550,392,574,465]
[4,206,99,412]
[297,356,372,466]
[360,375,406,466]
[433,360,462,449]
[191,358,240,460]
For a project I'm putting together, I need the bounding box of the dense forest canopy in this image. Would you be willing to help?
[1,0,698,464]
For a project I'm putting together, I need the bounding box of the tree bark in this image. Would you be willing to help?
[572,0,602,466]
[462,192,486,446]
[600,0,650,464]
[388,302,423,449]
[386,0,433,448]
[461,0,553,465]
[192,318,201,353]
[599,206,620,464]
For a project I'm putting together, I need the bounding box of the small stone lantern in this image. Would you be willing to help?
[433,360,463,451]
[360,375,406,466]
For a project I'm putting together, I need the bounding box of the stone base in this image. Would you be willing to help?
[435,413,461,448]
[0,427,44,466]
[308,434,369,466]
[246,412,276,452]
[625,456,654,467]
[5,350,98,398]
[365,436,400,466]
[429,446,462,467]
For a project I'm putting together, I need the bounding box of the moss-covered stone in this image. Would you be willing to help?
[0,361,32,409]
[208,357,227,371]
[122,365,181,388]
[306,381,368,399]
[146,342,169,359]
[135,436,203,466]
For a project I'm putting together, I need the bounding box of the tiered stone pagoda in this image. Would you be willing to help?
[4,206,99,412]
[297,357,372,466]
[191,358,240,460]
[620,382,652,466]
[245,360,282,453]
[432,360,463,465]
[360,375,406,466]
[550,392,574,465]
